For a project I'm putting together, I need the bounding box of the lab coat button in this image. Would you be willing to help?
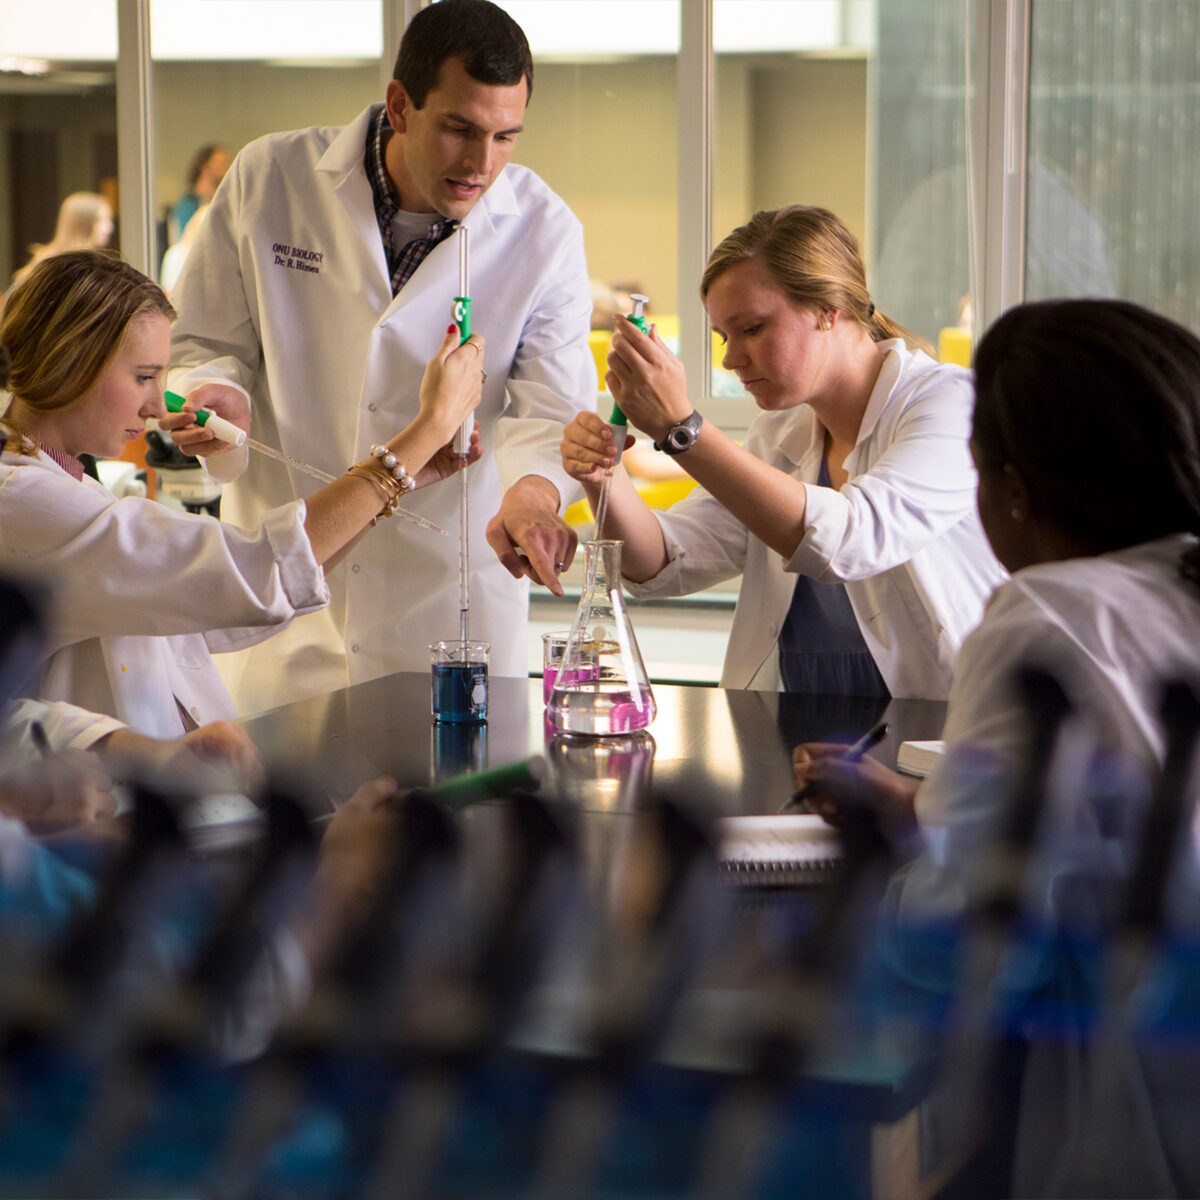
[767,622,779,637]
[367,403,377,412]
[352,564,360,573]
[351,644,360,653]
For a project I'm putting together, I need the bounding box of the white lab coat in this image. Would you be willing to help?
[1,699,125,759]
[882,537,1200,1198]
[168,104,595,714]
[915,534,1200,839]
[0,450,329,738]
[627,341,1006,698]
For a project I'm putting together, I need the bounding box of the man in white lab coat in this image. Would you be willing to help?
[167,0,594,713]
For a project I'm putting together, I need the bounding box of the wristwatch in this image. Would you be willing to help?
[654,410,703,456]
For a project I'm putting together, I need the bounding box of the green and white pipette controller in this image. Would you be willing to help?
[163,390,246,447]
[159,391,448,535]
[453,225,473,457]
[607,292,650,467]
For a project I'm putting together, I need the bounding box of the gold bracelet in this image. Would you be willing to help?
[346,445,416,526]
[346,462,400,526]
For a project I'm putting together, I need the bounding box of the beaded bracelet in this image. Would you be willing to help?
[345,445,415,525]
[370,443,415,493]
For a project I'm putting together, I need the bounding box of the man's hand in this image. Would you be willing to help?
[157,383,250,458]
[486,474,576,596]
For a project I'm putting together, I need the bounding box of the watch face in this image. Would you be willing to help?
[657,412,700,455]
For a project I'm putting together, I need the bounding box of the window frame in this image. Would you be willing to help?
[115,0,1030,402]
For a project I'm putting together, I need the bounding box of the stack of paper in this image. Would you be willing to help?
[896,739,946,777]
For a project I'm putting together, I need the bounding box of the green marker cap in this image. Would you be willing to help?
[427,756,546,806]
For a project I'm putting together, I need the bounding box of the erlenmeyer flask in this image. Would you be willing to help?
[548,539,656,735]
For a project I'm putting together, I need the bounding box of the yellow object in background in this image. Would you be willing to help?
[587,330,610,389]
[564,474,699,528]
[591,314,708,392]
[938,325,972,367]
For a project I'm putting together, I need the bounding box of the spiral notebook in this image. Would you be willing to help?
[716,813,843,888]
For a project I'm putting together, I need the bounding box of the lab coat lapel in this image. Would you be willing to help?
[317,105,391,301]
[777,408,824,479]
[845,341,903,477]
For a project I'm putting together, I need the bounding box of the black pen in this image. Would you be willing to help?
[30,720,51,759]
[781,719,889,813]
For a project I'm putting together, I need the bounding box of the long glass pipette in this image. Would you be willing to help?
[592,293,650,538]
[452,227,473,646]
[159,393,447,535]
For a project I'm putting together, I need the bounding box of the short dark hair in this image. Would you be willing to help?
[392,0,533,107]
[973,299,1200,579]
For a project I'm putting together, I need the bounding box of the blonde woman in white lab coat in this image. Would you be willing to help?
[562,205,1005,699]
[0,250,482,739]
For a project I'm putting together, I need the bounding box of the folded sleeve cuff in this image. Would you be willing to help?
[787,483,849,577]
[261,500,330,613]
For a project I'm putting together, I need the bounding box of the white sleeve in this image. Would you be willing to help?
[790,371,980,583]
[623,483,751,599]
[1,699,126,757]
[167,152,260,483]
[494,221,596,511]
[0,468,328,645]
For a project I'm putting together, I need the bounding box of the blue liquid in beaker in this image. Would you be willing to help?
[432,661,488,723]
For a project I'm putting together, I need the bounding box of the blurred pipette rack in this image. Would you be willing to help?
[158,393,447,535]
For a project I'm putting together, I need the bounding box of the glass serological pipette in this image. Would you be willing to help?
[452,226,473,646]
[592,293,650,539]
[160,392,448,535]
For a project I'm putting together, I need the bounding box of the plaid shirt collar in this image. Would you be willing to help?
[365,107,458,296]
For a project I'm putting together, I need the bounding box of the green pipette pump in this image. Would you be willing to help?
[592,294,651,539]
[605,292,651,469]
[164,390,246,447]
[160,391,448,534]
[453,226,473,457]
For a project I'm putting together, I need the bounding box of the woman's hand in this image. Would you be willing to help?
[161,382,251,458]
[417,327,486,445]
[413,424,482,489]
[97,721,264,797]
[605,315,694,441]
[295,776,403,970]
[561,412,632,486]
[792,742,919,834]
[0,751,118,833]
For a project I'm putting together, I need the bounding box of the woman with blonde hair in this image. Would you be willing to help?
[0,249,482,738]
[10,192,114,291]
[561,205,1004,699]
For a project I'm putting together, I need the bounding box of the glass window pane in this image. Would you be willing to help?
[1026,0,1200,334]
[871,0,972,356]
[498,1,679,389]
[713,34,870,407]
[149,1,382,291]
[0,1,118,291]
